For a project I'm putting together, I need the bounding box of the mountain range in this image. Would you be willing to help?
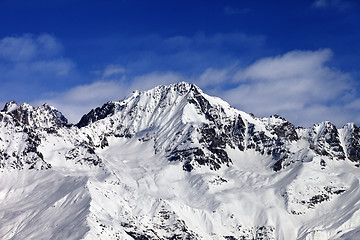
[0,82,359,239]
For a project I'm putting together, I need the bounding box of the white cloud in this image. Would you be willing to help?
[0,35,37,62]
[298,105,351,126]
[59,81,126,104]
[33,81,126,123]
[312,0,351,9]
[0,34,75,100]
[218,49,355,127]
[0,101,5,111]
[130,72,185,91]
[103,64,126,78]
[197,67,232,88]
[313,0,329,7]
[36,34,63,56]
[0,34,63,62]
[346,99,360,110]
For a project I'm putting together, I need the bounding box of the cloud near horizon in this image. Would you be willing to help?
[32,49,359,127]
[220,49,355,126]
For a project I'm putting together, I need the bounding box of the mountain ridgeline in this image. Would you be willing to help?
[1,82,359,172]
[0,82,360,240]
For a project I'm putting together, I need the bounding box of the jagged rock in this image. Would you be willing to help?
[2,101,68,129]
[65,143,102,166]
[345,124,360,163]
[310,122,345,160]
[267,115,298,141]
[77,101,121,128]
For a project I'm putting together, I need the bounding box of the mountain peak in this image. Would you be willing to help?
[1,101,68,128]
[76,82,207,128]
[2,101,31,113]
[154,81,199,93]
[1,82,360,239]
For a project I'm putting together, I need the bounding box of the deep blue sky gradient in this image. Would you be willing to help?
[1,0,358,73]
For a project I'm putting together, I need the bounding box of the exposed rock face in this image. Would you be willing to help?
[345,124,360,164]
[266,115,298,141]
[65,143,102,167]
[310,122,345,161]
[0,103,60,170]
[77,101,120,128]
[2,101,68,129]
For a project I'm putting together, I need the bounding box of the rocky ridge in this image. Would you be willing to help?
[0,82,359,240]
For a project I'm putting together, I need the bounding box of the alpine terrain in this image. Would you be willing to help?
[0,82,359,240]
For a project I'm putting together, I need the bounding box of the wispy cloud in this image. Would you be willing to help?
[0,34,75,100]
[313,0,330,7]
[197,66,236,89]
[102,64,126,78]
[0,34,63,62]
[312,0,351,10]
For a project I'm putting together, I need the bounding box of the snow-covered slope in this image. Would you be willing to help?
[0,82,359,240]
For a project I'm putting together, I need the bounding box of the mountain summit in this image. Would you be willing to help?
[0,82,359,239]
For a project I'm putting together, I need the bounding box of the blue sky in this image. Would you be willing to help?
[0,0,359,126]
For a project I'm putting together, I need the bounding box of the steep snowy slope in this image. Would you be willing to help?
[0,82,359,240]
[0,101,68,169]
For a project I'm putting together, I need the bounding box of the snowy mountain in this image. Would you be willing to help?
[0,82,359,240]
